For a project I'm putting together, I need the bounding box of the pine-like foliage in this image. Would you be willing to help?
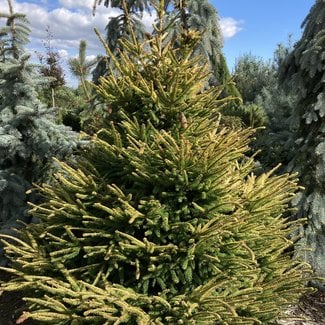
[68,40,98,102]
[166,0,239,97]
[92,0,149,83]
[0,1,78,237]
[0,3,312,323]
[219,53,273,130]
[220,103,267,129]
[92,0,239,97]
[68,40,99,131]
[279,0,325,282]
[231,46,297,168]
[233,54,274,104]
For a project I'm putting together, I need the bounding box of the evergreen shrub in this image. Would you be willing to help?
[0,2,311,323]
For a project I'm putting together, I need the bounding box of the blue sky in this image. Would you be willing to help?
[0,0,315,84]
[213,0,315,69]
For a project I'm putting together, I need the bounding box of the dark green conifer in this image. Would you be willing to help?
[279,0,325,283]
[231,46,297,165]
[0,2,311,323]
[233,53,274,104]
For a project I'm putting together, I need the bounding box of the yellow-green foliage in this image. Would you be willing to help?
[0,2,311,324]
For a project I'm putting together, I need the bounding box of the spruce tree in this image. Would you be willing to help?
[279,0,325,283]
[0,1,78,239]
[233,54,274,104]
[218,53,272,130]
[92,0,239,97]
[68,40,98,102]
[92,0,149,83]
[0,2,312,323]
[253,42,297,169]
[230,46,297,165]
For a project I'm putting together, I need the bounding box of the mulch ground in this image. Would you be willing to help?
[277,291,325,325]
[1,269,325,325]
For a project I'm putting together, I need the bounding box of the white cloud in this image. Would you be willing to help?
[58,0,94,10]
[220,17,243,39]
[0,0,113,51]
[0,0,155,55]
[58,49,69,60]
[141,11,156,32]
[1,1,241,50]
[86,54,97,61]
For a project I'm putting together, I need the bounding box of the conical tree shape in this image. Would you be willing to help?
[92,0,239,98]
[68,40,98,101]
[1,2,311,324]
[279,0,325,282]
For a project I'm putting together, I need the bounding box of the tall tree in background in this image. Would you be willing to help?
[218,53,272,129]
[230,43,298,164]
[233,53,274,104]
[92,0,150,82]
[253,41,297,168]
[0,0,78,241]
[279,0,325,282]
[68,40,98,101]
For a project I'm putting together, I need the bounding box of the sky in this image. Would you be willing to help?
[0,0,316,86]
[214,0,315,68]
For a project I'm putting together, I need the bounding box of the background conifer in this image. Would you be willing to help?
[68,40,99,102]
[230,44,297,165]
[0,0,78,241]
[279,0,325,283]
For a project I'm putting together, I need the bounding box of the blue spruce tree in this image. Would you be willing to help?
[0,1,78,240]
[279,0,325,284]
